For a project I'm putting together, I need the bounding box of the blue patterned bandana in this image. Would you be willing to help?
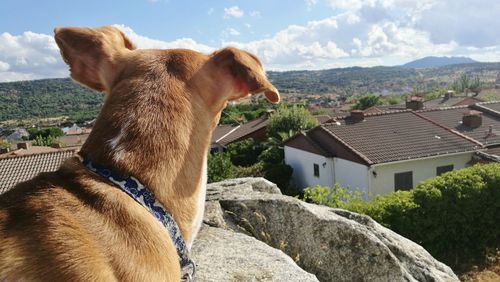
[82,158,195,280]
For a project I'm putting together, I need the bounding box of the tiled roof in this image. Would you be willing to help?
[315,111,479,164]
[423,96,471,109]
[217,116,269,146]
[418,105,500,146]
[0,146,60,158]
[58,134,90,148]
[314,115,334,124]
[472,101,500,115]
[0,149,77,194]
[452,97,484,106]
[485,145,500,157]
[211,124,239,144]
[285,132,332,157]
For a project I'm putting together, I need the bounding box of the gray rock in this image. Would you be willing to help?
[191,225,319,282]
[205,178,459,282]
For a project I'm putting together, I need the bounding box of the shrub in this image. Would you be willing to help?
[226,139,263,167]
[207,152,234,183]
[303,184,365,210]
[263,164,293,193]
[301,163,500,269]
[266,105,318,139]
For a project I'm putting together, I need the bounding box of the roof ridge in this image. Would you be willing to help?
[411,111,484,147]
[0,148,78,160]
[318,125,374,165]
[415,104,469,113]
[326,108,411,123]
[477,100,500,105]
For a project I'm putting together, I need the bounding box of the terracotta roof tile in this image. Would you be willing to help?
[0,149,77,194]
[418,105,500,146]
[217,116,268,146]
[319,111,479,164]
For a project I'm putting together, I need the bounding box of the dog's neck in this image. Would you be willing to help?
[80,83,216,243]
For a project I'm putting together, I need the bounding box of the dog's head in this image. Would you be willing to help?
[54,26,279,176]
[54,26,279,117]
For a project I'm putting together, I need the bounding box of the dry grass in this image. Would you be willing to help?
[460,251,500,282]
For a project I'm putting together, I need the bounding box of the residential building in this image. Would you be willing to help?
[285,109,481,197]
[0,149,77,194]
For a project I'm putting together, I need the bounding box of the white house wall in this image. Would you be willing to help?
[369,152,474,196]
[284,146,334,189]
[334,158,369,195]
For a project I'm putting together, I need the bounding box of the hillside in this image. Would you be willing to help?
[0,78,103,124]
[1,62,500,124]
[268,62,500,96]
[402,56,478,68]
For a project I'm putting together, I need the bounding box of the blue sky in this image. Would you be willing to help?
[1,0,500,81]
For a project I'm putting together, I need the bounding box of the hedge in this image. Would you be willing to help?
[303,163,500,269]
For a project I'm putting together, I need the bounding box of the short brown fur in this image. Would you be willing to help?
[0,26,279,281]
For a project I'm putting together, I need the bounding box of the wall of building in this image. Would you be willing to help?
[284,146,334,189]
[334,158,369,195]
[369,152,474,196]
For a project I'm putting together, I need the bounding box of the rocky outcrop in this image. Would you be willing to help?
[191,178,459,282]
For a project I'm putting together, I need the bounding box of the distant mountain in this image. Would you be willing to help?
[402,56,478,68]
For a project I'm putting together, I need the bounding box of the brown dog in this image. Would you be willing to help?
[0,26,279,281]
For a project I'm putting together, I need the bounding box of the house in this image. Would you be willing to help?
[57,133,90,148]
[210,124,239,153]
[0,148,77,194]
[212,116,269,150]
[4,128,29,142]
[284,110,481,197]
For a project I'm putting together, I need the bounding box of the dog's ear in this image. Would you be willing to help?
[54,26,136,92]
[209,47,280,105]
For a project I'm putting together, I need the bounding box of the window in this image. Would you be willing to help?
[394,171,413,191]
[313,163,320,177]
[436,165,454,176]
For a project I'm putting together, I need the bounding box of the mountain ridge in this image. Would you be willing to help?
[402,56,478,68]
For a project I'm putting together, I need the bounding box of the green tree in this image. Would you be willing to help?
[352,93,382,110]
[207,152,234,183]
[226,138,263,167]
[266,105,318,139]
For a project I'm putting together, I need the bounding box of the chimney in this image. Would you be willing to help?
[17,141,31,150]
[444,90,454,99]
[406,96,424,110]
[462,110,482,128]
[350,110,365,123]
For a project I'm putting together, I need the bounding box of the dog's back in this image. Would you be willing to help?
[0,157,180,281]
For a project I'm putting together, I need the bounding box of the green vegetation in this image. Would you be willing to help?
[266,105,318,138]
[451,73,483,95]
[0,78,102,123]
[26,127,64,147]
[208,105,319,194]
[302,163,500,270]
[351,93,383,110]
[220,102,272,125]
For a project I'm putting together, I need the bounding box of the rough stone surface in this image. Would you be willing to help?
[192,225,318,282]
[192,177,459,282]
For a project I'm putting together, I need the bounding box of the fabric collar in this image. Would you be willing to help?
[82,158,195,279]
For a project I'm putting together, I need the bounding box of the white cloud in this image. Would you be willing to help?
[305,0,318,10]
[224,6,244,19]
[0,31,67,82]
[223,28,241,37]
[207,8,214,15]
[249,10,261,17]
[3,1,500,82]
[113,25,214,53]
[0,61,10,72]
